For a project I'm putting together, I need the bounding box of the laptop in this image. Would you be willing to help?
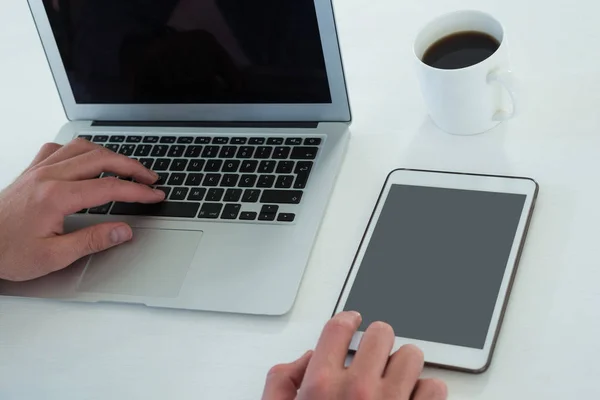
[0,0,351,315]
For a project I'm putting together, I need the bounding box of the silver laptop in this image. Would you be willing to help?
[0,0,351,315]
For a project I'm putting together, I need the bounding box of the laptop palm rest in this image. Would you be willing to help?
[77,229,202,298]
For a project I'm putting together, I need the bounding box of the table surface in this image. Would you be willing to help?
[1,0,599,399]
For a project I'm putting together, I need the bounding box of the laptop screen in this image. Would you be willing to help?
[42,0,332,105]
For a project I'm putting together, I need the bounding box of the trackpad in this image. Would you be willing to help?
[78,229,202,298]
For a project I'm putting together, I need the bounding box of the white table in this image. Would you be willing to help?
[1,1,600,399]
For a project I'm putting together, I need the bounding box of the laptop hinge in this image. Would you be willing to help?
[91,121,319,129]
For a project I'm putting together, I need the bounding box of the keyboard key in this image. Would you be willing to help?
[195,137,211,144]
[126,136,142,143]
[184,145,203,158]
[105,144,120,152]
[294,172,310,189]
[295,161,313,174]
[139,158,154,169]
[231,137,247,145]
[220,174,239,187]
[276,161,295,174]
[134,145,152,157]
[187,160,205,172]
[213,137,229,144]
[78,135,92,141]
[151,145,169,157]
[93,135,109,143]
[240,212,258,221]
[110,135,125,143]
[207,188,225,202]
[239,174,258,188]
[257,175,276,188]
[305,138,322,146]
[154,159,171,171]
[155,186,171,198]
[224,189,242,202]
[188,188,206,201]
[267,138,284,145]
[255,146,273,159]
[258,161,276,173]
[170,187,189,201]
[168,173,186,186]
[203,174,221,186]
[202,146,219,158]
[261,205,279,214]
[170,159,188,171]
[177,137,194,144]
[185,173,204,186]
[259,213,276,221]
[260,190,303,204]
[219,146,237,158]
[205,160,223,172]
[118,145,136,156]
[273,147,291,159]
[76,209,88,214]
[294,161,314,189]
[198,203,223,219]
[242,189,261,203]
[285,138,303,145]
[221,204,242,220]
[143,136,159,143]
[89,203,112,214]
[111,202,200,218]
[236,146,255,159]
[277,213,296,222]
[222,160,240,172]
[291,147,319,160]
[240,160,258,173]
[168,145,186,157]
[276,175,294,189]
[156,173,169,185]
[160,137,176,143]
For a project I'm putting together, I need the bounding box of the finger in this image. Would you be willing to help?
[411,379,448,400]
[383,345,425,397]
[305,311,362,375]
[261,351,313,400]
[56,178,165,215]
[25,143,62,171]
[350,321,395,378]
[36,138,103,167]
[48,148,158,184]
[45,223,133,271]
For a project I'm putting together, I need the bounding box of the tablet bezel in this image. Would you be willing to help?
[333,169,538,373]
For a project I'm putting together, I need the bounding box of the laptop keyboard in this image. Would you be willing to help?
[75,134,322,223]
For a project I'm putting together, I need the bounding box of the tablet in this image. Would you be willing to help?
[334,169,538,373]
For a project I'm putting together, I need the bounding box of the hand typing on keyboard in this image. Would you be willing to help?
[0,138,164,282]
[261,312,447,400]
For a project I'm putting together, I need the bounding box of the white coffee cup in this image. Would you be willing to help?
[414,10,515,135]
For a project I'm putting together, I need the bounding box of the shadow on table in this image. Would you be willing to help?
[402,117,511,175]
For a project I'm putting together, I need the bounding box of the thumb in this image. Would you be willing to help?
[262,351,313,400]
[49,223,133,269]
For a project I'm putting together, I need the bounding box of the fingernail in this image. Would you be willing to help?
[153,189,166,198]
[347,311,362,322]
[110,226,132,244]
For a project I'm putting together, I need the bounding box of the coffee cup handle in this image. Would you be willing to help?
[488,70,516,121]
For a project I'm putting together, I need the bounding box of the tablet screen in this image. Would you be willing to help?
[343,184,527,349]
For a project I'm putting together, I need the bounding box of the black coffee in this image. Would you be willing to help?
[422,31,500,70]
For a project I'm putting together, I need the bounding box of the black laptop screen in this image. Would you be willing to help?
[42,0,332,104]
